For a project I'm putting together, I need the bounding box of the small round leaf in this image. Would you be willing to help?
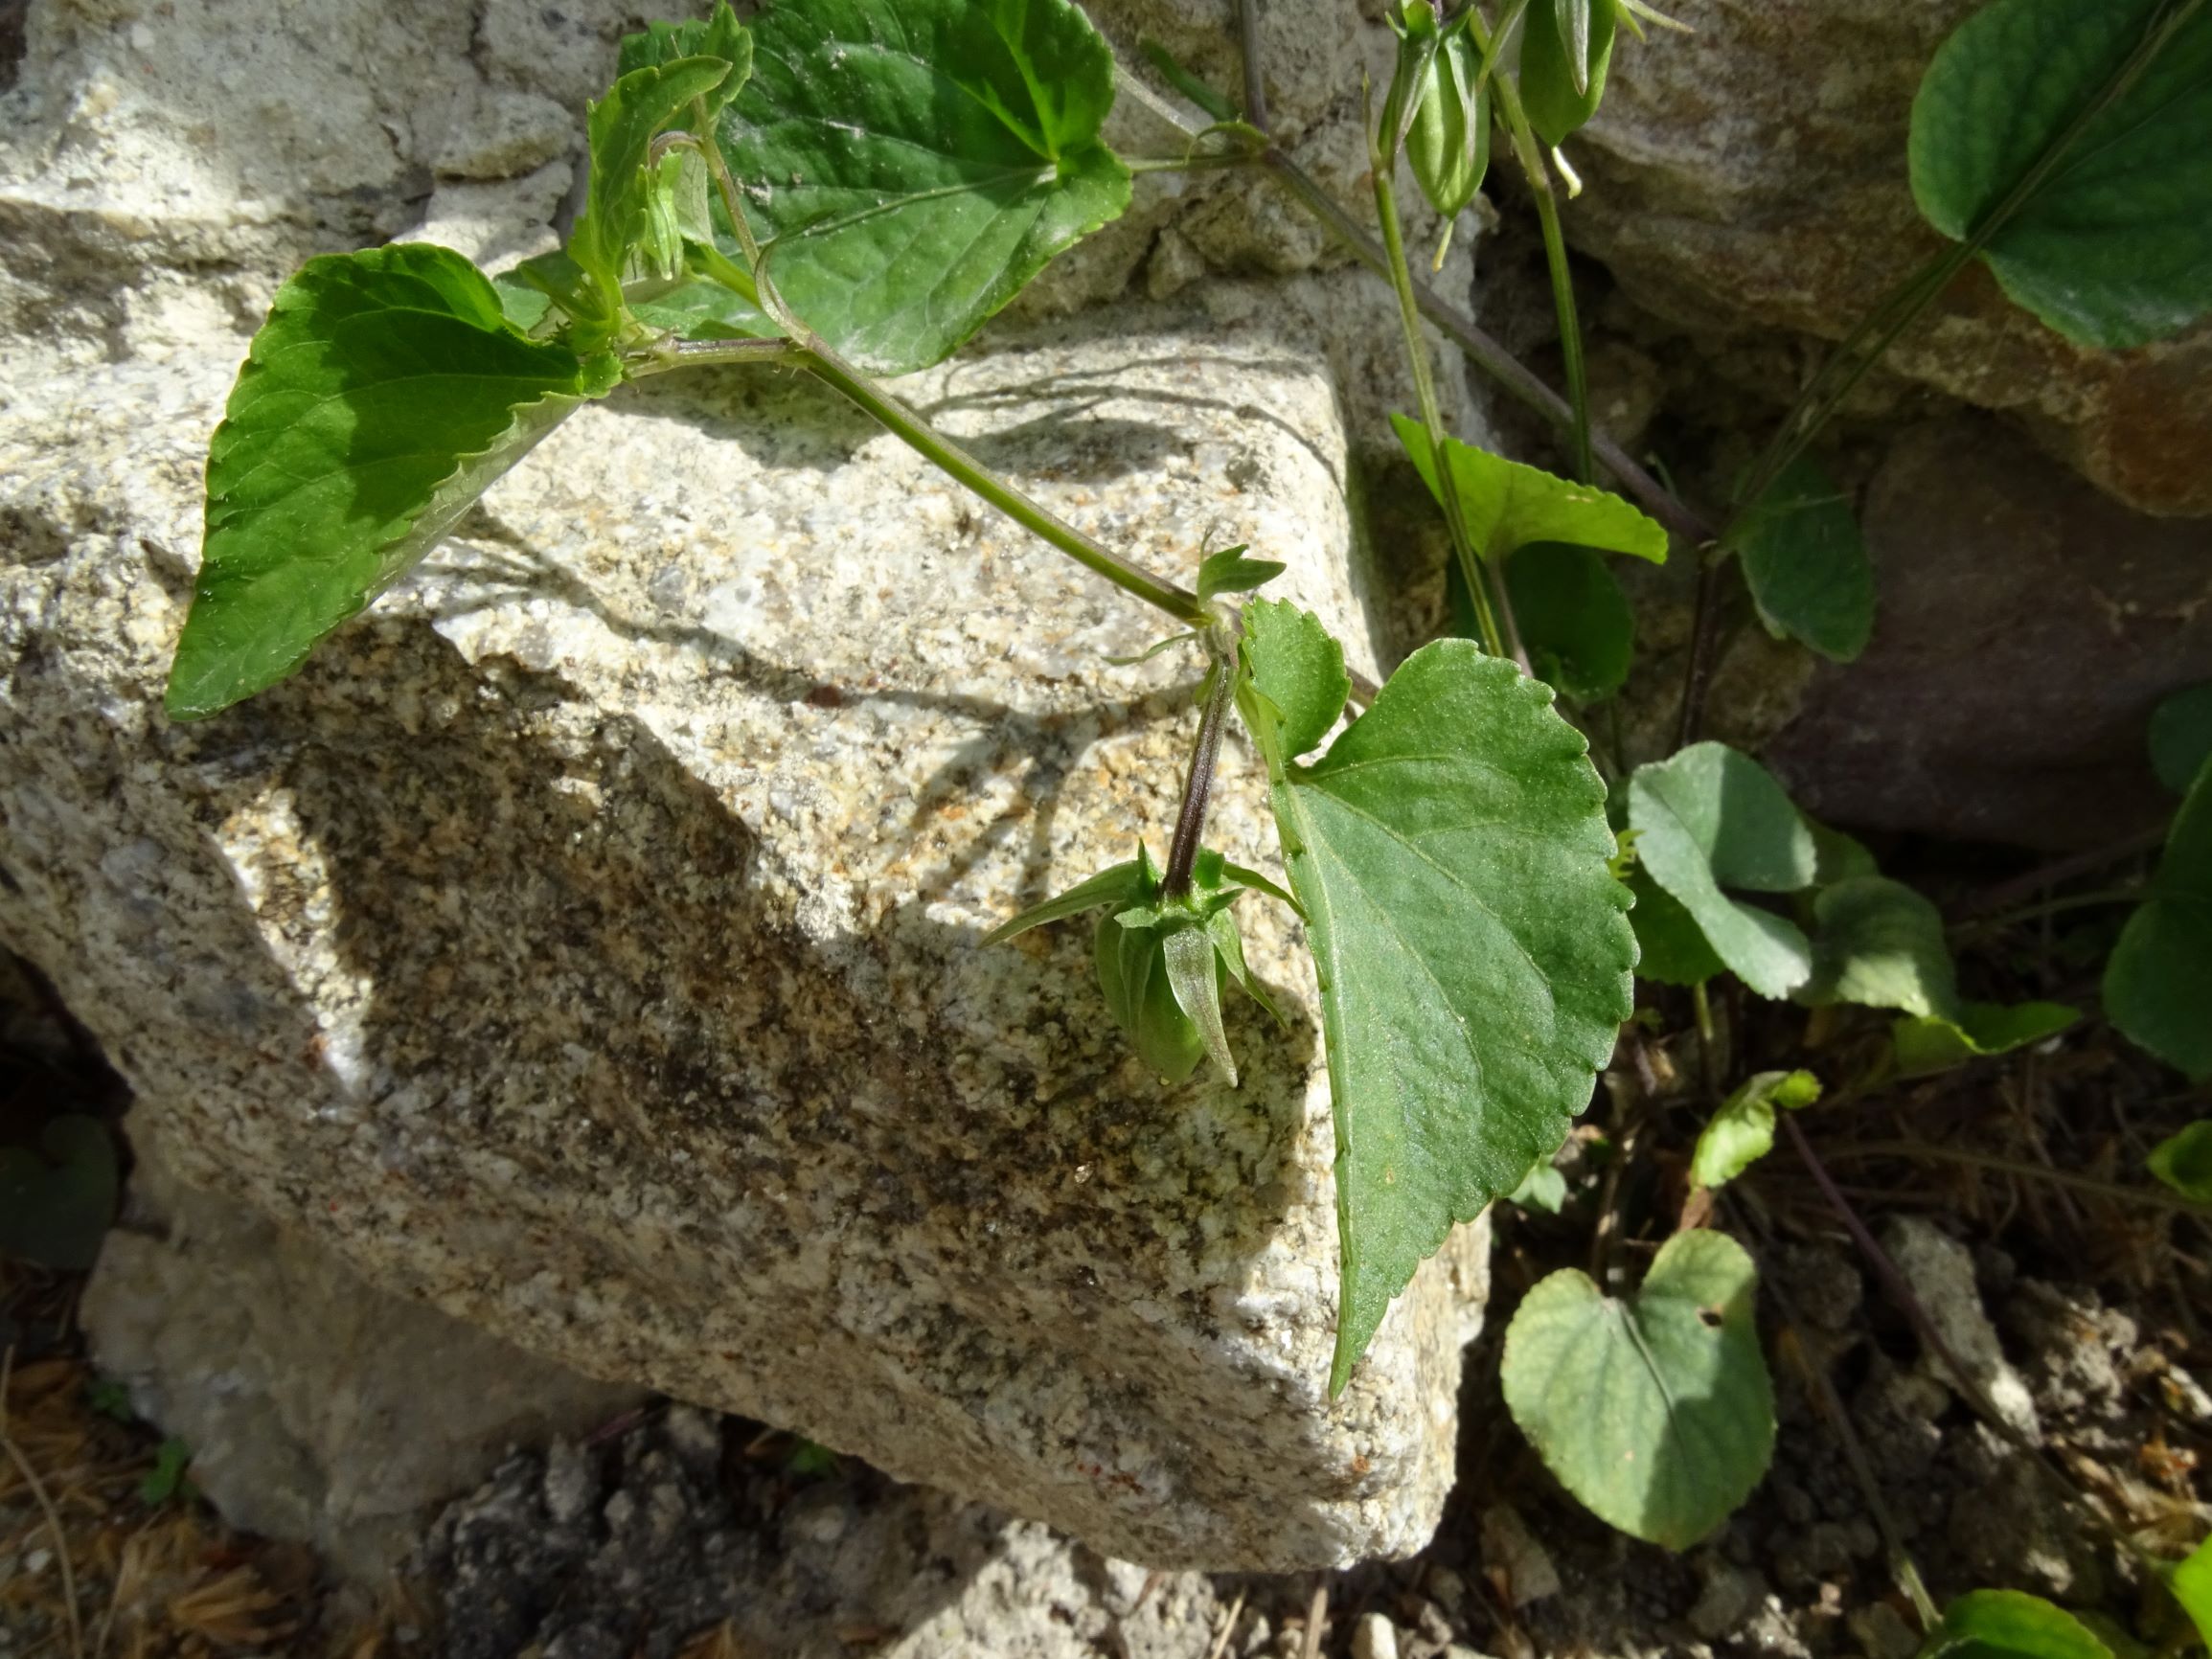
[1501,1229,1775,1549]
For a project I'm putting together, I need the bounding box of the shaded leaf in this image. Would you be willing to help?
[1891,1001,2079,1077]
[1688,1071,1820,1192]
[2165,1534,2212,1652]
[2148,1122,2212,1205]
[1506,542,1635,702]
[1396,416,1669,567]
[1725,457,1875,664]
[1909,0,2212,349]
[1510,1162,1570,1214]
[1500,1230,1774,1549]
[1921,1590,2113,1659]
[1627,744,1818,998]
[2105,761,2212,1081]
[1799,875,1957,1018]
[167,245,616,719]
[1241,597,1350,760]
[0,1115,118,1271]
[1627,866,1726,987]
[719,0,1132,374]
[1240,614,1634,1393]
[2150,682,2212,796]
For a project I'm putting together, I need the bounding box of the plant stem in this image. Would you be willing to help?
[1674,544,1728,747]
[688,125,1214,632]
[1960,887,2145,934]
[1823,1140,2212,1219]
[1120,57,1713,546]
[1726,0,2206,520]
[1950,826,2169,920]
[623,337,798,377]
[1236,0,1272,134]
[1473,23,1594,484]
[1125,152,1253,174]
[1371,137,1518,666]
[1162,639,1241,898]
[800,348,1213,627]
[1690,979,1720,1099]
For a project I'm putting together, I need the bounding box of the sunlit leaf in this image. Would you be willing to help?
[718,0,1132,373]
[167,245,617,719]
[1241,606,1634,1393]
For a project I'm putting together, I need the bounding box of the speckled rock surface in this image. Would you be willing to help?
[0,0,1511,1573]
[0,294,1490,1568]
[80,1145,646,1580]
[1563,0,2212,517]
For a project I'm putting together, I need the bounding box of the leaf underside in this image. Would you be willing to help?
[1726,457,1875,664]
[719,0,1132,374]
[1396,415,1669,567]
[1243,615,1634,1394]
[1909,0,2212,350]
[1627,744,1818,999]
[167,244,612,719]
[2105,759,2212,1081]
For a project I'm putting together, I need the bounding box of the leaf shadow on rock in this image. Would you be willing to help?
[166,600,1335,1566]
[913,352,1347,491]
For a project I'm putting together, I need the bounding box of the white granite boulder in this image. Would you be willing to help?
[0,0,1510,1572]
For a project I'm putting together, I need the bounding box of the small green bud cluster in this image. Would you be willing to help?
[984,842,1288,1085]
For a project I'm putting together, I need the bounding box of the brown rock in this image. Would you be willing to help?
[1765,419,2212,849]
[1564,0,2212,517]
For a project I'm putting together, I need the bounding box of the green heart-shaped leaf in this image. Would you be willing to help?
[0,1115,119,1271]
[1688,1070,1820,1192]
[2148,1122,2212,1205]
[1799,875,1958,1018]
[1241,606,1634,1393]
[1500,1229,1774,1549]
[166,245,618,719]
[2106,761,2212,1081]
[1891,1001,2078,1078]
[1725,457,1875,665]
[718,0,1132,374]
[1394,417,1669,568]
[2150,683,2212,797]
[1626,743,1818,998]
[1506,542,1635,703]
[1909,0,2212,350]
[1920,1591,2113,1659]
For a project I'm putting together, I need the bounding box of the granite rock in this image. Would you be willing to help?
[81,1145,645,1580]
[1564,0,2212,517]
[1,292,1490,1569]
